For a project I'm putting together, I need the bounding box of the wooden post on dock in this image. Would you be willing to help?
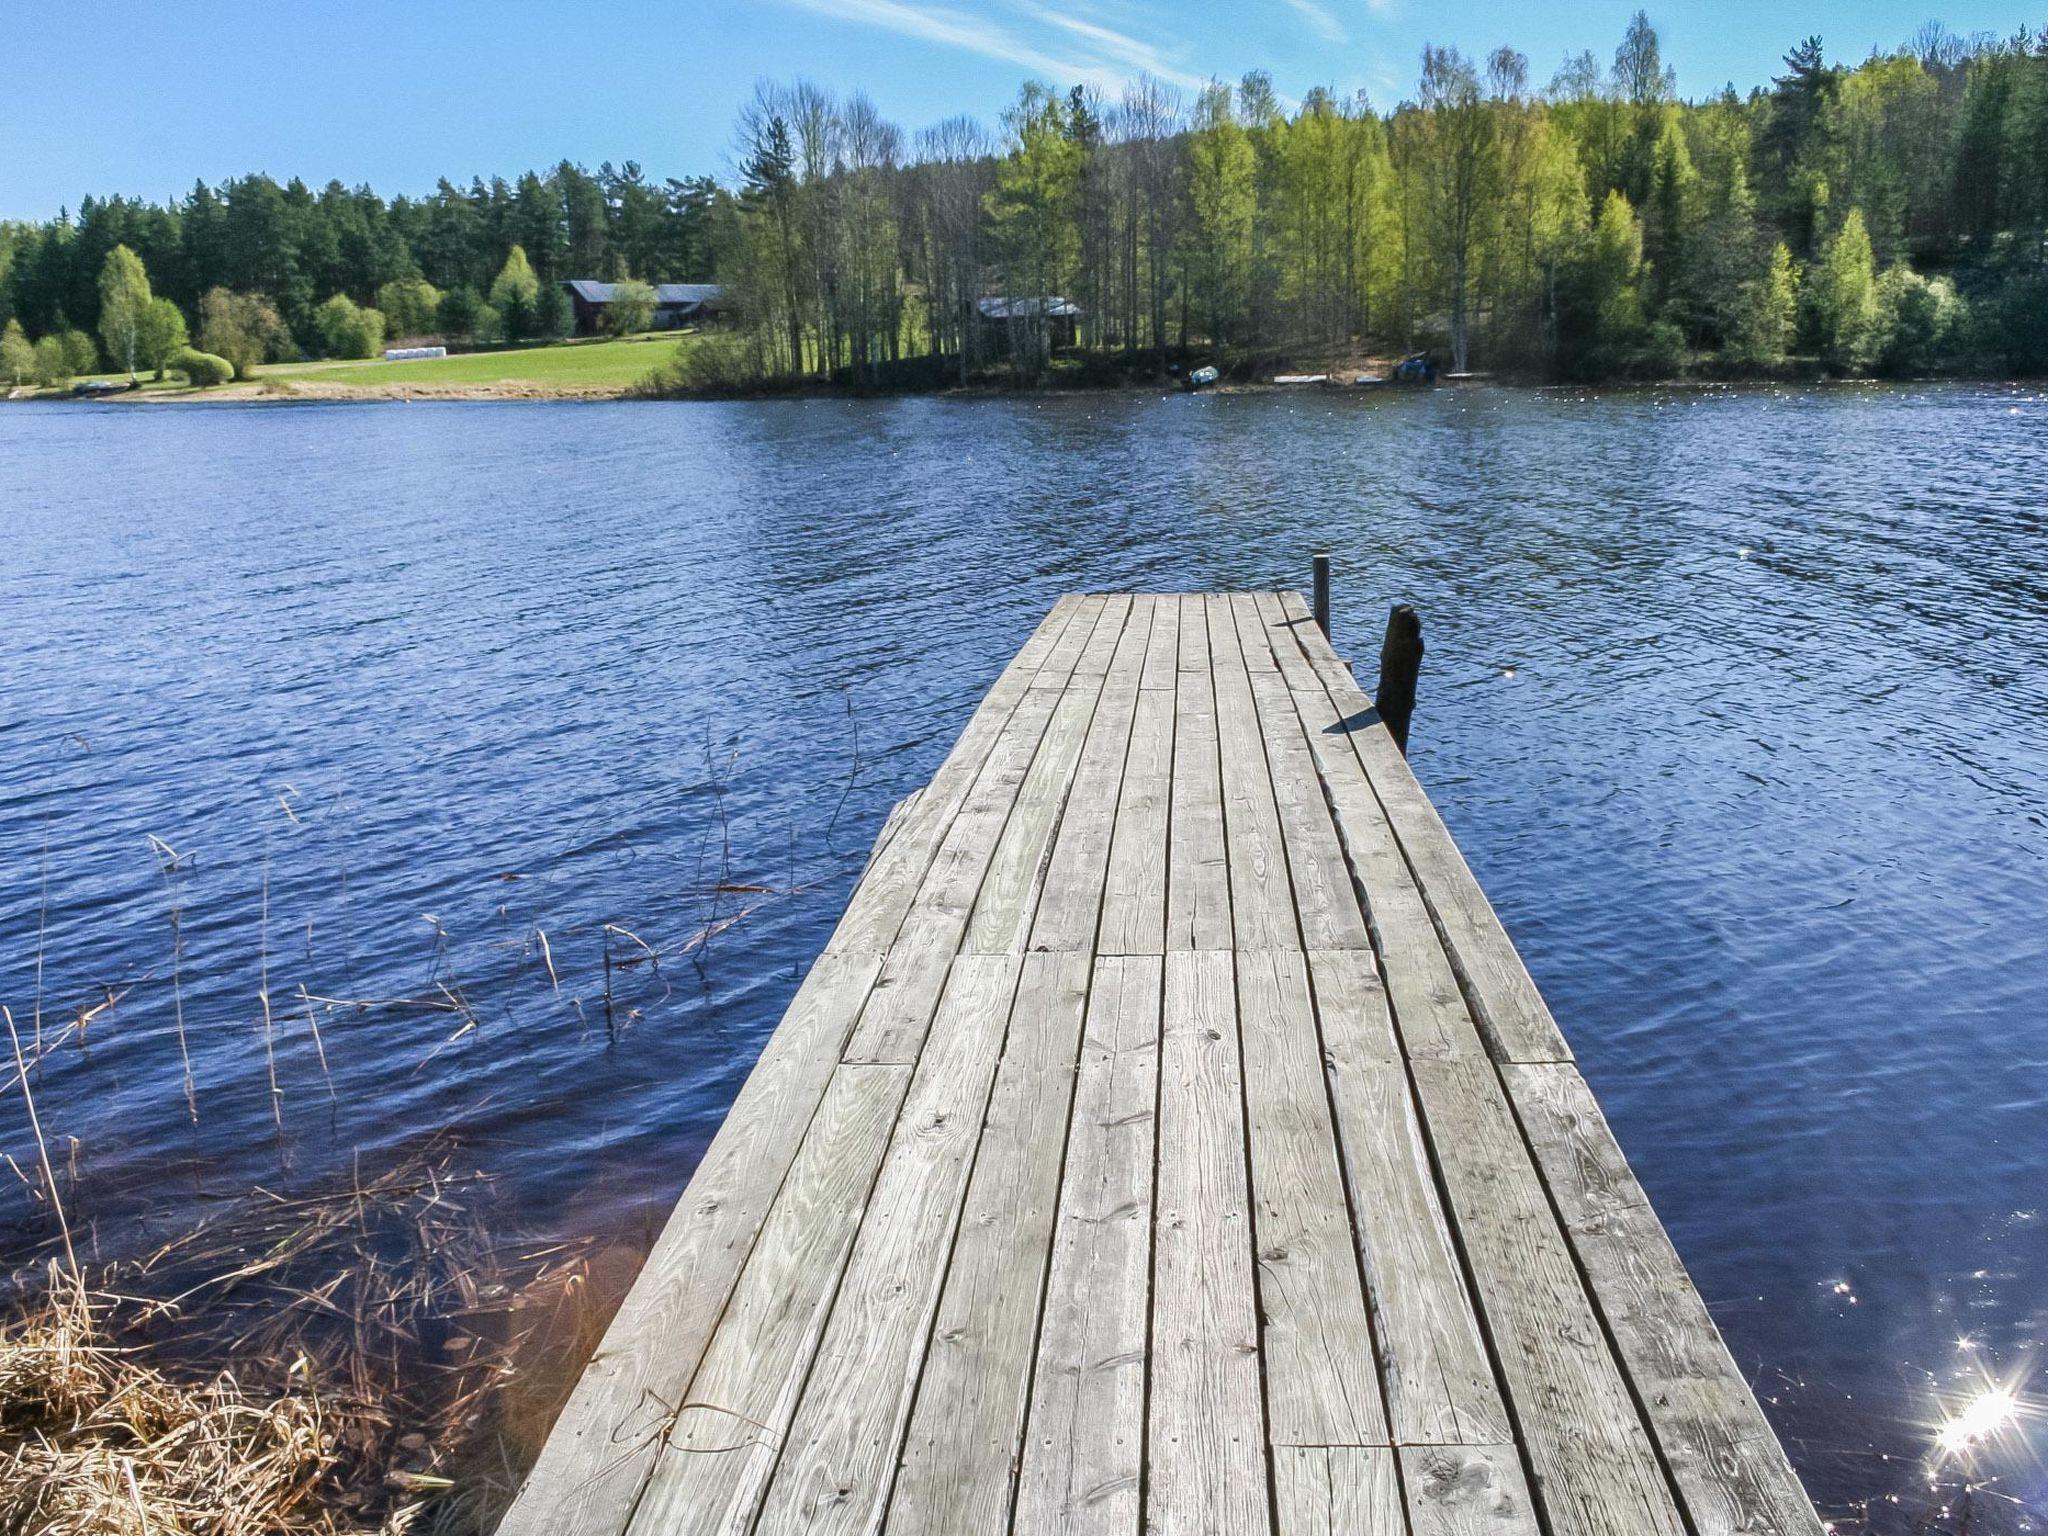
[1376,603,1423,754]
[1312,553,1331,638]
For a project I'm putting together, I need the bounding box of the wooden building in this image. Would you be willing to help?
[975,294,1082,354]
[564,280,729,336]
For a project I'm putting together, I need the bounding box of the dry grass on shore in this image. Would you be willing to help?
[0,1139,609,1536]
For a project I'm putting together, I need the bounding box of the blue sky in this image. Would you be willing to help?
[3,0,2036,220]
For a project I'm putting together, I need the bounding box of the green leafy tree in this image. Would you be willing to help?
[1183,83,1256,354]
[986,84,1082,371]
[603,278,657,335]
[533,280,573,339]
[1731,242,1799,368]
[314,293,386,357]
[199,287,289,376]
[489,245,541,340]
[1808,208,1878,370]
[1873,266,1963,375]
[33,334,73,386]
[0,319,34,385]
[1408,45,1500,373]
[97,244,153,376]
[1559,189,1647,373]
[375,276,444,338]
[61,328,99,376]
[136,297,189,378]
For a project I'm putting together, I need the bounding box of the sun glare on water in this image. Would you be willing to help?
[1934,1385,2021,1460]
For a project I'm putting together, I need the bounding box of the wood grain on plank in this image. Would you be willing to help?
[887,954,1094,1533]
[1142,592,1181,688]
[1041,592,1114,682]
[1277,591,1572,1065]
[1177,591,1210,672]
[1230,592,1280,675]
[1151,951,1271,1536]
[624,1063,910,1536]
[1028,603,1149,952]
[1242,664,1371,951]
[1308,950,1510,1447]
[1237,949,1388,1446]
[1272,1446,1403,1535]
[1401,1445,1542,1536]
[1252,590,1330,698]
[1211,597,1301,952]
[1410,1058,1687,1536]
[1014,956,1162,1536]
[1097,686,1174,956]
[1070,592,1134,679]
[1505,1064,1826,1536]
[1166,665,1231,951]
[1286,680,1479,1061]
[496,948,883,1536]
[752,955,1023,1536]
[966,664,1113,953]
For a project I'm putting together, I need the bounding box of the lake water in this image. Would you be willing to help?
[3,385,2045,1530]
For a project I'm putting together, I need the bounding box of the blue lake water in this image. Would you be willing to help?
[2,385,2045,1529]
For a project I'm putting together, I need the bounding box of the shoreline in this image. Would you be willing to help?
[7,367,2031,407]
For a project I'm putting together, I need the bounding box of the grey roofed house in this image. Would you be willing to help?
[974,295,1081,321]
[974,294,1082,351]
[563,279,728,334]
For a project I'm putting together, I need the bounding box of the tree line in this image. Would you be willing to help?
[1,161,727,382]
[6,16,2048,388]
[695,15,2048,386]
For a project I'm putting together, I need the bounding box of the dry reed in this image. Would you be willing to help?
[0,1138,607,1536]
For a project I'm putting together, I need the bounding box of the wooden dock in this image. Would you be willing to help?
[499,592,1822,1536]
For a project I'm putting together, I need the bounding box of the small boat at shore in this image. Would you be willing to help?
[1185,365,1219,391]
[1273,373,1329,386]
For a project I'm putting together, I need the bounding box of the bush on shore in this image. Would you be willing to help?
[643,330,769,395]
[171,347,235,386]
[314,294,387,360]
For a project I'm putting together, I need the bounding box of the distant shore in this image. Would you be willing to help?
[6,347,2019,407]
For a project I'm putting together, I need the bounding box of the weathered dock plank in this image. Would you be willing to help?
[500,591,1823,1536]
[1237,950,1388,1447]
[1012,954,1160,1536]
[1150,950,1269,1536]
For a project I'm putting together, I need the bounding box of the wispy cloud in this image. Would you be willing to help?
[1024,6,1207,86]
[1280,0,1347,45]
[775,0,1210,94]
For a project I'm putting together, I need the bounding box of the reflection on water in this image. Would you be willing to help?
[1,385,2044,1530]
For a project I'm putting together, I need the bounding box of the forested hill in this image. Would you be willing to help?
[6,13,2048,388]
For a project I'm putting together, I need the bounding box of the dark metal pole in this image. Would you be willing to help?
[1376,604,1423,754]
[1312,553,1331,638]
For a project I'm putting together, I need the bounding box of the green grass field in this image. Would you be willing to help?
[278,332,692,390]
[8,332,694,400]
